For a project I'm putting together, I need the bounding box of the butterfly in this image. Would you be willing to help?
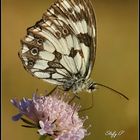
[19,0,129,100]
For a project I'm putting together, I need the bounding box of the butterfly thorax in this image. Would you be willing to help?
[63,75,96,93]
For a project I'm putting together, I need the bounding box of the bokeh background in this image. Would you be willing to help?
[2,0,138,140]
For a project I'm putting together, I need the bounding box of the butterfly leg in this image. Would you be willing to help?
[73,93,80,100]
[79,93,94,112]
[68,94,80,104]
[68,95,77,104]
[46,86,58,96]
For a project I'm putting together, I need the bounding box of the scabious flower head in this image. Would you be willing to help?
[11,90,88,140]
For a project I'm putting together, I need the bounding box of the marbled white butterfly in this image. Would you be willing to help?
[19,0,128,100]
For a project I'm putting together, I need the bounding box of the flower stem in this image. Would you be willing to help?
[39,135,47,140]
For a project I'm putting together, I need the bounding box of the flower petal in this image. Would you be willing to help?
[12,113,23,121]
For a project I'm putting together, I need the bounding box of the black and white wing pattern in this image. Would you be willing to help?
[19,0,96,91]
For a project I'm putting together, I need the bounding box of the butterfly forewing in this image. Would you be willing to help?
[19,0,96,89]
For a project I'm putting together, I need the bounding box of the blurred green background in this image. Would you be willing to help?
[2,0,138,140]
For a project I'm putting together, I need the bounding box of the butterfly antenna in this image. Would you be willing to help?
[93,83,129,100]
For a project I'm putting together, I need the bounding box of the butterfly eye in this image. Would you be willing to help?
[30,48,39,56]
[28,60,34,67]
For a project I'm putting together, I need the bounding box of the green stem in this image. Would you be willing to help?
[39,135,47,140]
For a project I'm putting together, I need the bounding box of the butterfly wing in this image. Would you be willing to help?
[19,0,96,86]
[46,0,97,78]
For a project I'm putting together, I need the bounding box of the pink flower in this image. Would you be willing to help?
[11,91,88,140]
